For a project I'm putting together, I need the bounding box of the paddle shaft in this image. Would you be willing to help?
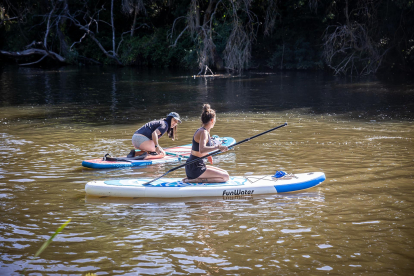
[142,122,288,185]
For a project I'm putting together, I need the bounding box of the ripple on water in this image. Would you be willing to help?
[317,266,333,271]
[8,179,35,182]
[0,193,14,199]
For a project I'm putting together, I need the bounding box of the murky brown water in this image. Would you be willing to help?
[0,66,413,275]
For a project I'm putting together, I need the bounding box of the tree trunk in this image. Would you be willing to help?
[57,0,69,57]
[131,6,138,37]
[203,0,223,70]
[44,2,58,49]
[111,0,116,54]
[212,47,223,70]
[195,1,200,28]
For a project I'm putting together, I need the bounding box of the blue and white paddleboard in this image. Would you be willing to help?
[85,172,326,198]
[82,136,236,169]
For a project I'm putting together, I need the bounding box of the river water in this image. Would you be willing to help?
[0,65,413,275]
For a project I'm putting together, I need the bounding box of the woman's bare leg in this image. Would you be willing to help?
[206,165,228,173]
[137,140,165,159]
[183,166,229,183]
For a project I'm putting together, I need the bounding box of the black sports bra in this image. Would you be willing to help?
[191,127,213,151]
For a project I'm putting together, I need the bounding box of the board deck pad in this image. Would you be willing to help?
[82,137,236,169]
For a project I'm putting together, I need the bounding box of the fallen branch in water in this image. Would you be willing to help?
[0,48,66,65]
[197,65,215,76]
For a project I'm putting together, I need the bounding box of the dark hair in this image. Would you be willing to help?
[201,104,216,125]
[165,116,177,140]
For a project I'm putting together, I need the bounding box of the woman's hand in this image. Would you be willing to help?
[218,145,228,152]
[156,146,166,156]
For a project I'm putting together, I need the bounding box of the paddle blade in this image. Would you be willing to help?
[208,156,213,165]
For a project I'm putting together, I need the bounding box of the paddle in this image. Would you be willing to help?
[142,122,288,186]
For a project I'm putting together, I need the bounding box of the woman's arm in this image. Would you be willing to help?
[199,130,227,154]
[152,130,165,155]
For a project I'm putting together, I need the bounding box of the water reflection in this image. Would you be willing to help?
[1,66,413,124]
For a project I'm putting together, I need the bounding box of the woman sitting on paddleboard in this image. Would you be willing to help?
[184,104,229,183]
[131,112,181,158]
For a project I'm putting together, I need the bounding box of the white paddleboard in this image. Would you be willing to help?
[85,172,326,198]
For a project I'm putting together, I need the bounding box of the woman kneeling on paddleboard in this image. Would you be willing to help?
[131,112,181,158]
[184,104,229,183]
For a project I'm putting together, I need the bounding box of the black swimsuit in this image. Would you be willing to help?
[185,128,213,179]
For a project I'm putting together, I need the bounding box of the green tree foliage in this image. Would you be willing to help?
[0,0,412,74]
[118,28,193,67]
